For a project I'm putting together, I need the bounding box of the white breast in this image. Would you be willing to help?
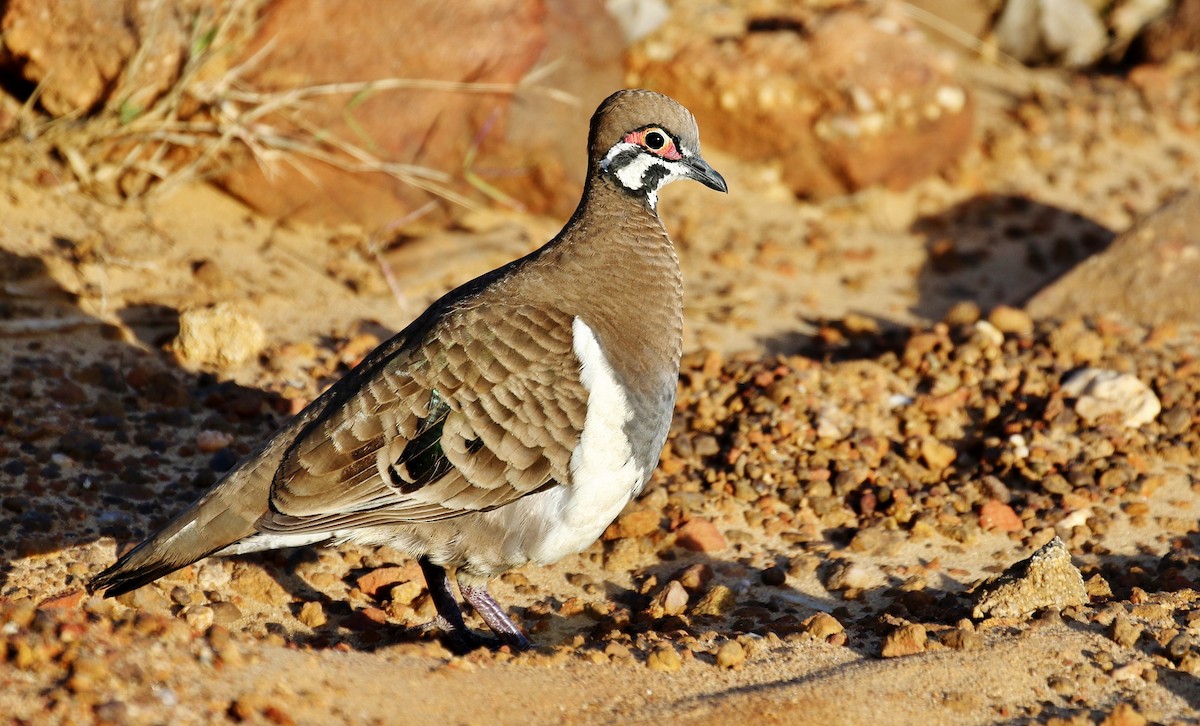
[314,318,655,576]
[522,316,646,564]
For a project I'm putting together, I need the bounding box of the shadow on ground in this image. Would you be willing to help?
[909,193,1115,321]
[0,249,287,590]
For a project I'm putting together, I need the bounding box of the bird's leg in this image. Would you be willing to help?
[457,575,532,651]
[414,557,498,653]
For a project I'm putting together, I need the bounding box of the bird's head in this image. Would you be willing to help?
[589,89,728,209]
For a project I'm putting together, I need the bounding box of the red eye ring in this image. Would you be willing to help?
[623,128,683,160]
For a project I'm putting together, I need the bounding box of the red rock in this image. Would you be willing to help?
[979,499,1023,533]
[629,2,973,198]
[647,580,689,618]
[38,589,85,610]
[673,563,714,592]
[675,518,727,553]
[345,606,390,630]
[356,563,422,598]
[219,0,623,227]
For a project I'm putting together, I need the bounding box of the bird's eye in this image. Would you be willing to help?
[643,129,667,150]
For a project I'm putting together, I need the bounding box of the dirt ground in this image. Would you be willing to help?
[3,43,1200,726]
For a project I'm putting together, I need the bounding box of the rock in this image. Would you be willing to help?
[345,606,389,631]
[209,601,242,626]
[691,585,736,617]
[1060,368,1161,428]
[604,537,652,572]
[603,507,661,540]
[674,563,714,592]
[1026,191,1200,327]
[173,303,266,371]
[979,500,1023,533]
[881,623,927,658]
[196,430,235,454]
[824,562,882,592]
[1136,0,1200,62]
[760,566,786,587]
[93,701,130,723]
[993,0,1107,67]
[801,612,844,639]
[116,584,170,612]
[38,589,85,610]
[940,627,982,651]
[0,0,215,116]
[646,645,682,672]
[1108,615,1142,648]
[675,518,727,553]
[355,563,422,598]
[987,305,1034,337]
[182,605,215,631]
[714,640,746,669]
[920,438,957,471]
[387,581,424,608]
[1085,574,1113,599]
[229,564,288,606]
[297,601,328,628]
[628,1,973,198]
[219,0,624,226]
[68,655,108,693]
[1100,703,1147,726]
[647,580,689,618]
[970,537,1088,619]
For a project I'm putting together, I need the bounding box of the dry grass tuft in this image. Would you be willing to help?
[5,0,575,209]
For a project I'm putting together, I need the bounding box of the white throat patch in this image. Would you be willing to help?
[601,142,686,210]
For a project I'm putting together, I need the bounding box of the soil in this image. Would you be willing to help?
[2,50,1200,726]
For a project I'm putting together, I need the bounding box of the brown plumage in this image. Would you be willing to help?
[89,89,727,650]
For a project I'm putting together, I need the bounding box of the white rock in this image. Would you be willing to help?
[994,0,1107,67]
[824,562,883,592]
[196,561,232,591]
[604,0,669,43]
[971,537,1087,619]
[816,405,855,440]
[1061,368,1161,428]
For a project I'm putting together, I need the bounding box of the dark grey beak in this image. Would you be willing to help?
[685,156,728,193]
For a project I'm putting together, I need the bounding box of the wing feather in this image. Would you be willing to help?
[258,302,586,534]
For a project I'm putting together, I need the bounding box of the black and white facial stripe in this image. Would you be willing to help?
[600,136,692,209]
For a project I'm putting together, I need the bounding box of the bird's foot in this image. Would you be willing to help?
[458,580,532,652]
[407,616,510,654]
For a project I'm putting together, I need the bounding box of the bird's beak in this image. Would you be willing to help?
[684,156,728,193]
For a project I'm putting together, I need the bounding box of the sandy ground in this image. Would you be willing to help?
[2,55,1200,725]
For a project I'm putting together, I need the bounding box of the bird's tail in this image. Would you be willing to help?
[88,437,287,598]
[88,494,259,597]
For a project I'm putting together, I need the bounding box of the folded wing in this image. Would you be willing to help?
[257,304,587,534]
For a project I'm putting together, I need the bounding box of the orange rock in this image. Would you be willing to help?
[675,518,727,553]
[38,589,85,610]
[220,0,624,226]
[979,500,1023,533]
[603,507,661,540]
[355,563,422,598]
[345,606,389,631]
[631,5,973,198]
